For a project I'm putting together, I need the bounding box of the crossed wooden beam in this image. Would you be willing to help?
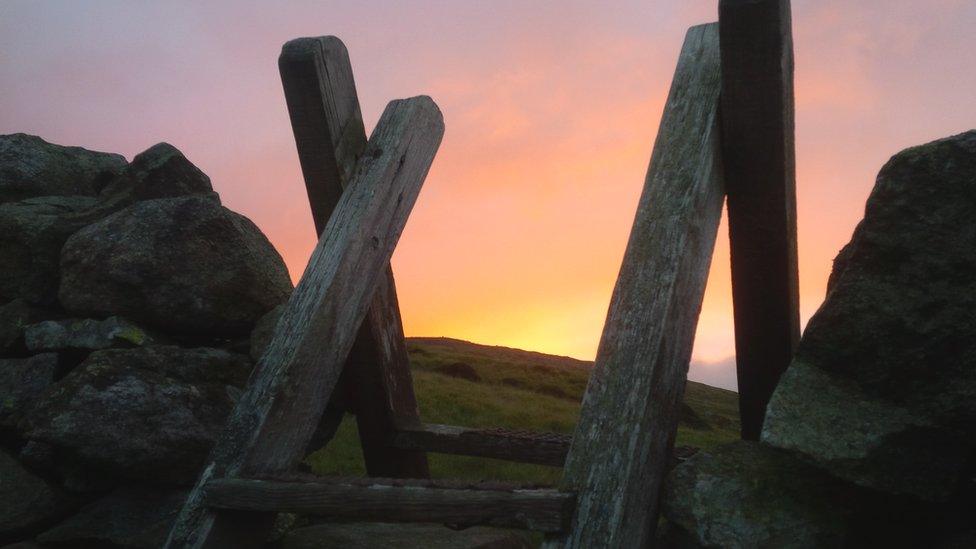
[166,38,445,546]
[168,1,798,546]
[275,36,431,479]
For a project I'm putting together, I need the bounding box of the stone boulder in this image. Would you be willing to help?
[36,485,186,549]
[0,196,97,305]
[24,345,250,485]
[24,316,160,353]
[762,131,976,501]
[0,354,59,432]
[435,361,481,382]
[99,142,213,203]
[662,442,878,548]
[0,134,126,204]
[79,142,218,224]
[0,300,58,355]
[664,441,976,548]
[0,450,68,542]
[59,196,293,338]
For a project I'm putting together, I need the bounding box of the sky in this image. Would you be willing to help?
[2,1,974,390]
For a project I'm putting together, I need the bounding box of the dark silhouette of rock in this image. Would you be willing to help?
[662,441,906,549]
[24,316,160,353]
[0,134,126,204]
[36,485,186,549]
[435,361,481,382]
[24,346,251,485]
[79,143,219,224]
[59,196,293,338]
[762,131,976,501]
[0,196,97,305]
[99,143,213,202]
[0,136,304,540]
[0,450,68,542]
[0,354,58,432]
[272,523,532,549]
[941,530,976,549]
[0,141,221,308]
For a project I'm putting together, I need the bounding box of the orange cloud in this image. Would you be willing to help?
[5,0,974,371]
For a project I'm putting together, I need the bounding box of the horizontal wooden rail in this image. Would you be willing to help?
[391,423,572,467]
[389,423,701,469]
[203,478,574,533]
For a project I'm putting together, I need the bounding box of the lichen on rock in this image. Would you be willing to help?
[59,195,293,338]
[24,316,160,352]
[23,345,251,485]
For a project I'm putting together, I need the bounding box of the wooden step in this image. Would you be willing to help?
[389,423,701,469]
[391,423,571,466]
[203,476,574,533]
[277,522,534,549]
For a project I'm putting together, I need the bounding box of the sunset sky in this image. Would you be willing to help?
[2,1,974,389]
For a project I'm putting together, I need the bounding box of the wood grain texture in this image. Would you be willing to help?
[719,0,801,440]
[203,478,575,533]
[391,423,572,467]
[544,23,725,549]
[165,96,444,549]
[279,36,366,234]
[279,36,430,476]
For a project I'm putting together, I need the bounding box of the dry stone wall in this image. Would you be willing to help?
[0,134,292,547]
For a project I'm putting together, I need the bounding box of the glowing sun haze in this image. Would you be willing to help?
[2,1,974,390]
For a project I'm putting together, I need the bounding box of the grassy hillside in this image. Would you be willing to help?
[307,337,739,484]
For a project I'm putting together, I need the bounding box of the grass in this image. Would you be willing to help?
[307,337,740,484]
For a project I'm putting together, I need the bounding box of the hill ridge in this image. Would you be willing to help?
[406,336,592,370]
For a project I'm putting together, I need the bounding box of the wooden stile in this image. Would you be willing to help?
[719,0,801,440]
[203,477,574,533]
[278,36,430,476]
[544,23,725,548]
[165,96,444,548]
[170,10,805,542]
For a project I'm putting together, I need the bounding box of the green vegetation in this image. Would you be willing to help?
[307,337,740,484]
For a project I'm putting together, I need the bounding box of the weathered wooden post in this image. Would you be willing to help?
[278,36,429,477]
[719,0,801,440]
[544,23,724,548]
[165,96,444,548]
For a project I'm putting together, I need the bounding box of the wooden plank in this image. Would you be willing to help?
[346,274,430,476]
[203,478,575,533]
[543,23,725,549]
[391,423,572,467]
[390,424,701,469]
[719,0,801,440]
[279,36,430,475]
[279,36,366,233]
[165,96,444,549]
